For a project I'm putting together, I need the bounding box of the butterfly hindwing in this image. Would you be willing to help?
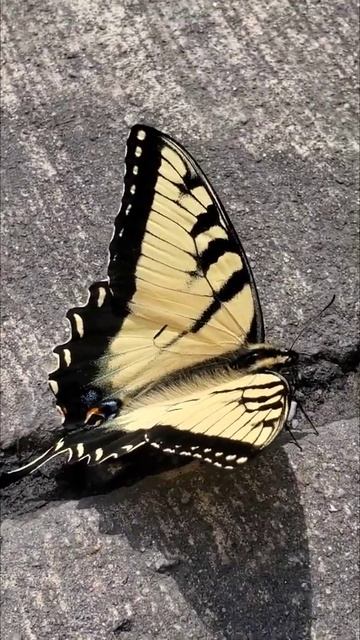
[114,370,290,468]
[3,370,289,485]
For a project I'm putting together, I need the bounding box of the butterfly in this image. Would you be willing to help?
[3,124,299,484]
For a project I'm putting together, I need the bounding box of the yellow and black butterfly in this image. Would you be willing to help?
[3,125,299,483]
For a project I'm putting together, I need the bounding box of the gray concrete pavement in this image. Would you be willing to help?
[1,1,358,639]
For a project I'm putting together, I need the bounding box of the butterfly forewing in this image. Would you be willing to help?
[49,125,264,426]
[103,126,263,392]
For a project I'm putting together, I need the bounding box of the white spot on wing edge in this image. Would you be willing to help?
[100,452,119,463]
[133,165,138,175]
[95,448,103,461]
[54,438,65,452]
[137,129,146,141]
[130,184,136,195]
[63,349,71,367]
[77,443,84,458]
[97,287,106,307]
[121,444,135,452]
[73,313,84,338]
[49,379,59,395]
[135,145,142,157]
[56,405,66,424]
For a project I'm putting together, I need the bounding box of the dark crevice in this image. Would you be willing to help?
[297,342,360,390]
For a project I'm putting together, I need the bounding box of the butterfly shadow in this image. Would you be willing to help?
[79,446,312,640]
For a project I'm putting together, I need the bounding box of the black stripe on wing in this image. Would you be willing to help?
[190,270,249,334]
[108,127,162,307]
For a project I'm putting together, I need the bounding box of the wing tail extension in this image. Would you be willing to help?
[0,428,147,488]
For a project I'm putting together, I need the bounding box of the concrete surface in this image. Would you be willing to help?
[1,1,359,639]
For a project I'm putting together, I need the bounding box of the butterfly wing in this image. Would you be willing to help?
[2,371,289,484]
[49,125,264,427]
[117,370,290,468]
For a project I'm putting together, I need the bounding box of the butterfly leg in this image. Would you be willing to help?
[284,400,303,450]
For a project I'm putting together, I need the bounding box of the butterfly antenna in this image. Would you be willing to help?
[286,425,303,451]
[297,401,319,436]
[289,294,336,350]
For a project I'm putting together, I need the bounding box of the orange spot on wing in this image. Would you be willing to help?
[85,407,105,425]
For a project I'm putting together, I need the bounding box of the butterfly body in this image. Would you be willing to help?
[3,125,299,485]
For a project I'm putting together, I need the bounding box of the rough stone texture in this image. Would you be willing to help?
[1,1,358,639]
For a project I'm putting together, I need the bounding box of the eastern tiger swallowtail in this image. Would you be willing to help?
[3,125,299,484]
